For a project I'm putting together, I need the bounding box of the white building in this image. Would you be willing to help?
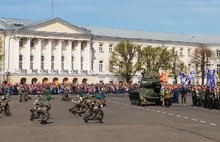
[0,17,219,84]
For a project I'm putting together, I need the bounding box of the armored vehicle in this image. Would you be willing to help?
[129,72,161,106]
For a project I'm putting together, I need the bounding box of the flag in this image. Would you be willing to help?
[206,68,211,86]
[209,69,216,88]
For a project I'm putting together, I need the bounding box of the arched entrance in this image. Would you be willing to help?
[72,78,78,84]
[63,78,68,84]
[20,77,27,84]
[53,77,59,85]
[42,77,49,84]
[82,78,87,84]
[31,78,38,84]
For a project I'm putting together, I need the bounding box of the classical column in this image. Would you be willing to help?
[94,44,99,74]
[67,41,72,72]
[36,39,42,72]
[25,38,31,72]
[57,40,62,72]
[104,43,109,74]
[47,39,52,72]
[76,41,81,74]
[14,38,20,72]
[86,41,91,74]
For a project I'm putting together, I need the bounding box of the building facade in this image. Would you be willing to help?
[0,17,220,84]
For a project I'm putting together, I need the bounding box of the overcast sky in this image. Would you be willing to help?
[1,0,220,34]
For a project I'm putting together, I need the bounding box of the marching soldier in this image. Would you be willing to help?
[30,89,52,124]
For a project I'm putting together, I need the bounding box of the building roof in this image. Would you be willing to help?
[83,25,220,45]
[0,17,220,45]
[0,17,35,30]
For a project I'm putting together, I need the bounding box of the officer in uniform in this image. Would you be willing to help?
[209,88,215,109]
[191,86,197,106]
[204,87,210,108]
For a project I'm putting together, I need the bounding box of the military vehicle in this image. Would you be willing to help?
[129,71,162,106]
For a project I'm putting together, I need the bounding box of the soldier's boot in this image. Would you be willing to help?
[97,117,103,123]
[19,96,22,102]
[83,117,88,123]
[41,113,49,125]
[30,110,38,121]
[30,114,34,121]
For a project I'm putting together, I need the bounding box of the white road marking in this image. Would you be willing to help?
[192,118,198,122]
[183,117,189,119]
[107,100,217,127]
[200,120,206,124]
[209,123,217,126]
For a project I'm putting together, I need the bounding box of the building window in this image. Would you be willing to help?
[217,64,220,75]
[217,50,220,57]
[109,44,113,52]
[99,60,103,72]
[180,48,183,56]
[30,55,34,70]
[30,39,34,48]
[41,56,44,70]
[91,60,94,71]
[81,57,83,70]
[188,49,191,56]
[71,41,74,51]
[99,43,103,52]
[19,39,24,47]
[61,56,65,70]
[195,64,199,73]
[81,42,84,50]
[188,64,191,70]
[19,55,23,69]
[206,64,211,67]
[51,55,55,70]
[71,56,74,70]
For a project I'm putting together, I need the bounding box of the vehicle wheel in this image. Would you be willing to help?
[155,100,161,105]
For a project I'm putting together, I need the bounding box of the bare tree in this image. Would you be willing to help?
[170,48,185,84]
[191,44,214,85]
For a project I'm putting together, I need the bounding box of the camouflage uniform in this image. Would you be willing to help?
[30,90,52,124]
[83,94,105,123]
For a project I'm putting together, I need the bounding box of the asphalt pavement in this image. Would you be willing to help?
[0,94,219,142]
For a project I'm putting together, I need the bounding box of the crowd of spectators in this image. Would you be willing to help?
[0,81,139,96]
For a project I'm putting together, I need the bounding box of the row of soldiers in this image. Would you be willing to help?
[69,88,106,123]
[30,85,106,124]
[191,86,220,109]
